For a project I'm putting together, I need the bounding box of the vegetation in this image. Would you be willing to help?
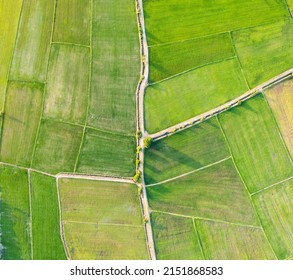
[0,81,43,167]
[252,179,293,259]
[218,95,293,193]
[133,170,141,183]
[151,213,204,260]
[147,159,259,226]
[143,136,152,149]
[0,165,31,260]
[30,172,66,260]
[196,220,276,260]
[145,58,248,133]
[76,128,136,177]
[144,118,230,184]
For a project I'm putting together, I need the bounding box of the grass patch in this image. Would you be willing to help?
[88,0,139,134]
[0,0,22,110]
[144,0,289,45]
[147,159,259,226]
[151,213,203,260]
[59,178,141,225]
[144,118,229,184]
[44,44,90,125]
[32,119,83,174]
[149,32,235,83]
[76,128,136,177]
[252,179,293,260]
[0,81,43,167]
[145,58,248,133]
[53,0,90,45]
[233,20,293,88]
[10,0,55,82]
[30,172,66,260]
[196,220,276,260]
[64,222,148,260]
[0,165,31,260]
[265,79,293,157]
[218,94,293,193]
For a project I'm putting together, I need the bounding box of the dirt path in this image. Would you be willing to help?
[150,69,293,141]
[135,0,156,260]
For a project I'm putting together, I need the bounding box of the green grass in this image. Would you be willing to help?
[265,79,293,157]
[233,20,293,88]
[59,178,141,225]
[144,0,289,45]
[145,58,248,133]
[0,165,31,260]
[10,0,55,82]
[218,94,293,193]
[151,213,203,260]
[88,0,139,134]
[76,128,136,177]
[149,32,235,83]
[0,81,43,167]
[196,220,276,260]
[0,0,22,110]
[32,119,83,174]
[30,172,66,260]
[64,222,148,260]
[53,0,90,45]
[144,118,230,184]
[288,0,293,12]
[252,179,293,260]
[147,159,259,226]
[43,44,90,125]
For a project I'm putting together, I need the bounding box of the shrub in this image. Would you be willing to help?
[136,158,140,166]
[133,170,141,183]
[143,136,152,149]
[143,216,148,224]
[137,185,142,196]
[136,130,142,139]
[136,145,141,154]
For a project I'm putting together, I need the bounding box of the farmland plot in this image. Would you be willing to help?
[144,118,230,184]
[59,178,148,260]
[0,0,22,110]
[0,81,43,167]
[151,213,203,260]
[252,179,293,260]
[196,220,276,260]
[147,159,259,226]
[53,0,91,45]
[0,165,30,260]
[145,58,248,133]
[218,94,293,193]
[30,172,66,260]
[10,0,55,82]
[265,79,293,157]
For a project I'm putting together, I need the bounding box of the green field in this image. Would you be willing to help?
[43,44,90,125]
[88,0,139,134]
[144,0,289,45]
[0,0,22,110]
[151,213,203,260]
[0,81,43,167]
[10,0,55,82]
[32,119,83,174]
[233,20,293,88]
[145,58,248,133]
[144,118,229,184]
[147,159,259,226]
[196,220,276,260]
[0,165,31,260]
[30,172,66,260]
[149,33,235,83]
[265,79,293,157]
[59,178,148,260]
[252,179,293,259]
[64,222,148,260]
[218,94,293,193]
[53,0,90,45]
[76,128,136,177]
[59,178,142,225]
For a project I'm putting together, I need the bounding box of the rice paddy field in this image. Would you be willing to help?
[0,0,293,261]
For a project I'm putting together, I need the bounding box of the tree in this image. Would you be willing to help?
[143,136,152,149]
